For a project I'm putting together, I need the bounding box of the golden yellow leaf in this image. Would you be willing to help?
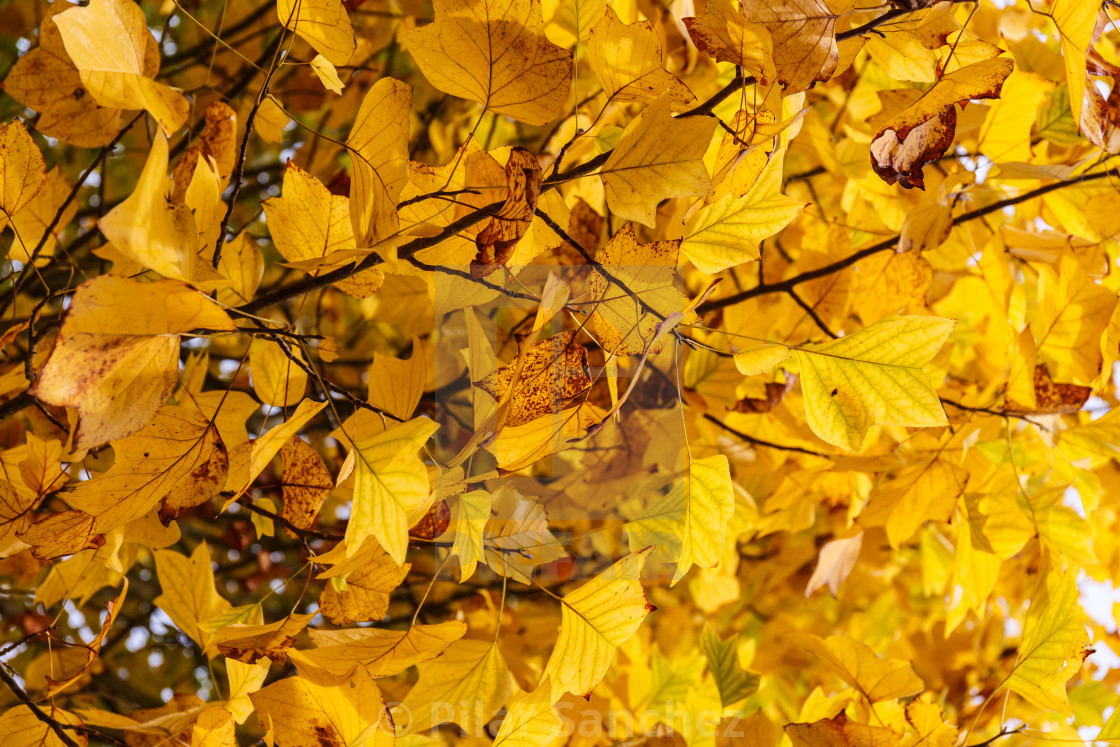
[53,0,189,134]
[98,134,197,280]
[794,633,924,702]
[1,2,121,147]
[542,546,654,699]
[0,705,88,747]
[190,707,235,747]
[493,681,563,747]
[277,0,356,65]
[400,637,511,736]
[1051,0,1098,128]
[214,611,316,664]
[682,184,805,274]
[155,542,232,657]
[172,101,238,199]
[263,163,384,298]
[317,539,410,624]
[786,713,901,747]
[1034,253,1116,384]
[869,58,1013,189]
[794,314,955,452]
[368,335,427,420]
[215,232,265,306]
[250,668,395,747]
[683,0,775,86]
[590,7,695,107]
[347,77,412,245]
[222,659,270,724]
[1004,571,1091,714]
[625,455,734,585]
[741,0,842,92]
[449,489,491,579]
[0,120,46,230]
[310,54,346,93]
[9,167,76,263]
[31,277,234,450]
[343,416,440,565]
[805,531,863,597]
[600,95,716,226]
[482,487,567,582]
[292,620,467,679]
[400,0,572,126]
[250,340,308,408]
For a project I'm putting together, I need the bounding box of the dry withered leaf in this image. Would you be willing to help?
[409,499,450,540]
[472,147,542,278]
[279,437,332,533]
[1004,363,1091,415]
[870,58,1013,188]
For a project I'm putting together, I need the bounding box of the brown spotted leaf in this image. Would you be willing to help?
[215,612,316,664]
[475,330,592,427]
[317,541,410,625]
[279,438,333,533]
[1004,364,1091,415]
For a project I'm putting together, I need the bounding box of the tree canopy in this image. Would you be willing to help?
[1,0,1120,745]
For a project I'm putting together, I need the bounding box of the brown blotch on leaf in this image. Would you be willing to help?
[472,147,542,278]
[279,437,333,535]
[1003,363,1092,415]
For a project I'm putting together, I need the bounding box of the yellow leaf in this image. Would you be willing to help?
[483,488,567,583]
[493,682,563,747]
[0,120,46,229]
[31,277,233,450]
[400,0,572,126]
[42,579,127,697]
[400,637,511,736]
[0,705,88,747]
[344,417,440,565]
[1051,0,1097,128]
[600,95,716,226]
[1034,253,1116,384]
[310,54,345,93]
[317,540,411,624]
[255,97,290,142]
[225,399,328,504]
[449,489,491,579]
[250,340,308,408]
[368,335,427,420]
[786,713,901,747]
[542,546,654,700]
[585,223,688,355]
[794,314,955,452]
[277,0,356,65]
[794,633,924,702]
[98,134,197,281]
[250,669,395,747]
[214,612,316,664]
[683,0,775,86]
[740,0,842,92]
[264,163,384,297]
[155,542,232,657]
[902,698,957,747]
[589,7,695,107]
[292,620,467,679]
[8,167,74,263]
[682,186,805,274]
[53,0,189,134]
[215,233,265,307]
[865,30,938,83]
[805,531,863,597]
[626,454,734,585]
[190,707,235,747]
[222,659,270,724]
[1004,572,1091,714]
[2,2,121,147]
[347,78,412,244]
[978,70,1053,163]
[734,343,791,375]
